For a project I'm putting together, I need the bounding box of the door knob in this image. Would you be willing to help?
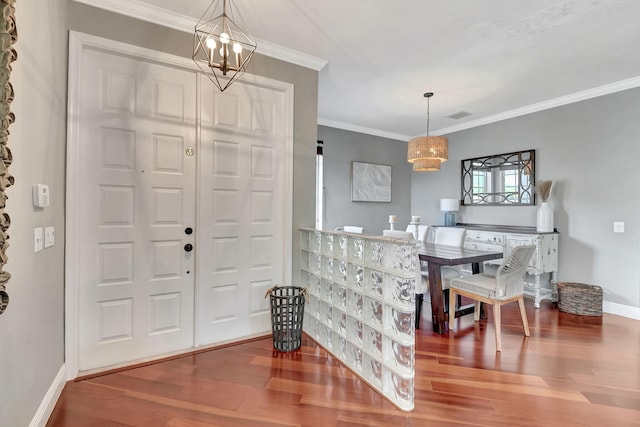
[184,243,193,252]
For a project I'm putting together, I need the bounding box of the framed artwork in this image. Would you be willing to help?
[351,161,391,202]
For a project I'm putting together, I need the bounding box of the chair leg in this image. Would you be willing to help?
[517,297,530,336]
[448,290,456,330]
[473,301,481,322]
[443,289,462,312]
[493,303,501,352]
[415,293,423,330]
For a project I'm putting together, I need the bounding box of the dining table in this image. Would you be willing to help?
[417,243,504,334]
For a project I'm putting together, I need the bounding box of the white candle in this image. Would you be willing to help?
[411,215,420,223]
[389,215,397,223]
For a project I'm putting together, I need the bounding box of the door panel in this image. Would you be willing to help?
[196,78,287,345]
[76,48,197,371]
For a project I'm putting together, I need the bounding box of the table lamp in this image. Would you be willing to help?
[440,199,459,227]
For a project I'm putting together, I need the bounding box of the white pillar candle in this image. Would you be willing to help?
[411,215,420,223]
[388,215,397,223]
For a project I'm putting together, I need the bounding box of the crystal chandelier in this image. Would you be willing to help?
[407,92,448,172]
[192,0,257,92]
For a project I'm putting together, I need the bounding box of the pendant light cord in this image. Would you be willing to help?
[426,96,430,136]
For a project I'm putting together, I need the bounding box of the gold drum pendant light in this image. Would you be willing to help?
[193,0,257,92]
[413,157,441,172]
[407,92,448,171]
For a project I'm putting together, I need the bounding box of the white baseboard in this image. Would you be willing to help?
[604,301,640,320]
[30,364,66,427]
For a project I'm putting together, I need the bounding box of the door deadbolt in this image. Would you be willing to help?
[185,147,195,156]
[185,227,193,235]
[184,243,193,252]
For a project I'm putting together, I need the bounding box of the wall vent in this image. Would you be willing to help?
[447,111,472,120]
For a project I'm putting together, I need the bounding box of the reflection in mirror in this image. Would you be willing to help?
[461,150,535,206]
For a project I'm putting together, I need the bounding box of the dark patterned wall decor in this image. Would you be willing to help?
[0,0,16,315]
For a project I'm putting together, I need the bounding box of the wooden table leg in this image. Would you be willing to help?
[427,263,446,334]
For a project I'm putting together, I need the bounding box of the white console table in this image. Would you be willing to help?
[447,224,559,308]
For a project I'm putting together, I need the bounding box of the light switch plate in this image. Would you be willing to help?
[44,226,55,248]
[613,221,625,233]
[34,227,43,252]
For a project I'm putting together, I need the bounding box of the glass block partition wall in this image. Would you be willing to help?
[299,228,417,411]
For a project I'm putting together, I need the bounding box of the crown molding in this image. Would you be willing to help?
[323,76,640,140]
[433,75,640,136]
[72,0,327,71]
[318,118,410,142]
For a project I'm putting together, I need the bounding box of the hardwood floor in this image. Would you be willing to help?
[47,298,640,426]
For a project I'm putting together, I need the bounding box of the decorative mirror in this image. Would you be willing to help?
[461,149,534,206]
[0,0,17,315]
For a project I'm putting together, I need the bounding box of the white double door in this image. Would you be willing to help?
[72,40,290,372]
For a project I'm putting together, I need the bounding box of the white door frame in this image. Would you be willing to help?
[65,31,294,380]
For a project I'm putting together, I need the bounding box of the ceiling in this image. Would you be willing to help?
[78,0,640,140]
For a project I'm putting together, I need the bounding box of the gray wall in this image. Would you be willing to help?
[319,126,412,235]
[0,0,68,425]
[412,88,640,309]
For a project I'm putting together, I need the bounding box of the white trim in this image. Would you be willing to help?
[64,31,83,381]
[604,301,640,320]
[71,0,327,71]
[434,75,640,136]
[29,365,66,427]
[256,39,327,72]
[74,0,194,32]
[282,83,295,288]
[193,66,202,350]
[317,117,410,142]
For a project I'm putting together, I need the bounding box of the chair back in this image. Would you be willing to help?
[434,227,466,247]
[406,224,429,243]
[496,245,536,298]
[383,230,414,240]
[336,226,364,234]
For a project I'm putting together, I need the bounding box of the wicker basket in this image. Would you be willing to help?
[266,286,308,352]
[557,282,602,316]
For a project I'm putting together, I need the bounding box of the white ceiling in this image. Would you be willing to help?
[78,0,640,140]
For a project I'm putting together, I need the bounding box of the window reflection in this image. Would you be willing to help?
[462,150,535,206]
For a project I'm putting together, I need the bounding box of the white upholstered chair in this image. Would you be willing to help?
[405,224,429,243]
[416,227,467,329]
[382,229,414,240]
[434,226,466,247]
[335,226,364,234]
[434,227,467,298]
[449,245,536,352]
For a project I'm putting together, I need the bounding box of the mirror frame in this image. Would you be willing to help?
[461,149,535,206]
[0,0,17,315]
